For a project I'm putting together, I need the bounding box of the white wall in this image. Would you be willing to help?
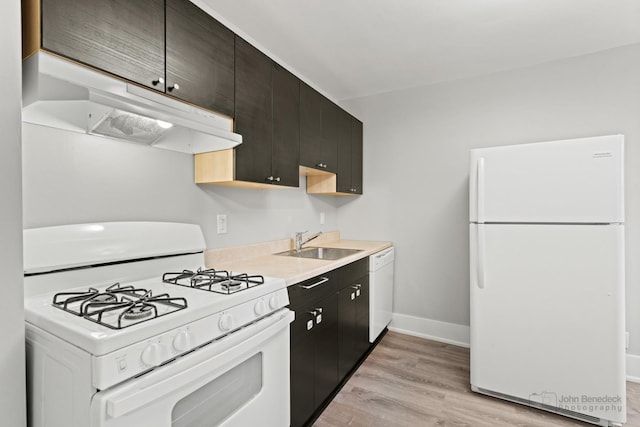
[340,44,640,358]
[22,124,339,248]
[1,1,26,426]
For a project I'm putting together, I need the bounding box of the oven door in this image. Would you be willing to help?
[90,308,294,427]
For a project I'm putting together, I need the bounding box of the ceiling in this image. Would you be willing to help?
[202,0,640,101]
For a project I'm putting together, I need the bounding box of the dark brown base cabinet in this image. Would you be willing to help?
[338,274,370,379]
[289,273,339,427]
[288,258,371,427]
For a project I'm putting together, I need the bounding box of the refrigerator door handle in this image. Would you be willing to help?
[477,157,485,223]
[477,224,486,289]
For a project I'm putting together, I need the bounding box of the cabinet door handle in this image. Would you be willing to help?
[152,77,164,86]
[314,307,323,324]
[266,176,274,182]
[168,83,180,92]
[275,177,281,182]
[299,277,329,290]
[351,284,361,297]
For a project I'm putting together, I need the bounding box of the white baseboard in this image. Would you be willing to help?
[389,313,640,383]
[627,353,640,383]
[388,313,470,348]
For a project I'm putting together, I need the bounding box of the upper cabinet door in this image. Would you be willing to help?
[41,0,165,91]
[165,0,235,117]
[350,119,363,194]
[336,109,353,193]
[272,63,300,187]
[300,83,324,170]
[320,97,338,173]
[300,83,338,173]
[234,36,273,184]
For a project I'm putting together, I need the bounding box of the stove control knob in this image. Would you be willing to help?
[172,330,194,352]
[141,342,166,367]
[269,295,280,310]
[254,300,266,316]
[219,313,234,332]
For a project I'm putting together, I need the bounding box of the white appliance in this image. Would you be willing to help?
[24,222,294,427]
[369,247,395,343]
[23,51,242,154]
[469,135,626,426]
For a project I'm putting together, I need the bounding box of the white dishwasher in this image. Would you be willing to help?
[369,246,395,343]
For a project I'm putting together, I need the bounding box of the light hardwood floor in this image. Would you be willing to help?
[314,331,640,427]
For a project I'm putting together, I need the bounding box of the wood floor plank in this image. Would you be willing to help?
[314,331,640,427]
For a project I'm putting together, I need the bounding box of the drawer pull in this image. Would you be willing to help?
[299,277,329,290]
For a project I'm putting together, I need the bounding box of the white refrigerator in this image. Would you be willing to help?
[469,135,626,426]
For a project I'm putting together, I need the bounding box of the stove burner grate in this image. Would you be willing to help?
[52,283,187,329]
[162,268,264,294]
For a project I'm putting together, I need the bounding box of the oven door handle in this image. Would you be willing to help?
[98,309,294,419]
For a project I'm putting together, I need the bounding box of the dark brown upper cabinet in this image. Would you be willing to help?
[235,36,300,187]
[195,37,300,188]
[31,0,234,117]
[39,0,165,91]
[165,0,234,117]
[300,83,338,173]
[234,36,274,185]
[306,108,363,196]
[336,109,363,194]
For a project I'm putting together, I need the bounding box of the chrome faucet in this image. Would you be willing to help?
[295,231,322,252]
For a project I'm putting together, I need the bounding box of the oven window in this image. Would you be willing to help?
[172,352,263,426]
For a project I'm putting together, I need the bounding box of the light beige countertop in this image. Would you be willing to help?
[205,231,392,286]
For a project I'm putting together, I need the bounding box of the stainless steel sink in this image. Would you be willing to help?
[275,247,362,260]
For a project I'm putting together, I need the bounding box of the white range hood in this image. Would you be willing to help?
[22,52,242,154]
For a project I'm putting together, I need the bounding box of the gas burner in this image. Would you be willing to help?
[220,280,243,291]
[122,304,154,320]
[163,268,264,295]
[52,283,187,329]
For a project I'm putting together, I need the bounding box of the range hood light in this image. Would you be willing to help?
[88,108,169,144]
[156,119,173,129]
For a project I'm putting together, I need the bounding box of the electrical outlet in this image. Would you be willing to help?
[217,214,227,234]
[320,212,325,225]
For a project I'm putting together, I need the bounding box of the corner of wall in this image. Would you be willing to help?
[389,313,470,348]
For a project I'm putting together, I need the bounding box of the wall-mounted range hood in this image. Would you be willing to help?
[22,52,242,154]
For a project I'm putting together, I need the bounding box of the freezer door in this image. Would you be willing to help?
[470,223,626,424]
[469,135,624,224]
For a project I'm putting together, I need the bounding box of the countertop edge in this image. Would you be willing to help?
[205,238,393,287]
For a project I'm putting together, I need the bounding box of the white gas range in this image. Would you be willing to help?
[24,222,294,427]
